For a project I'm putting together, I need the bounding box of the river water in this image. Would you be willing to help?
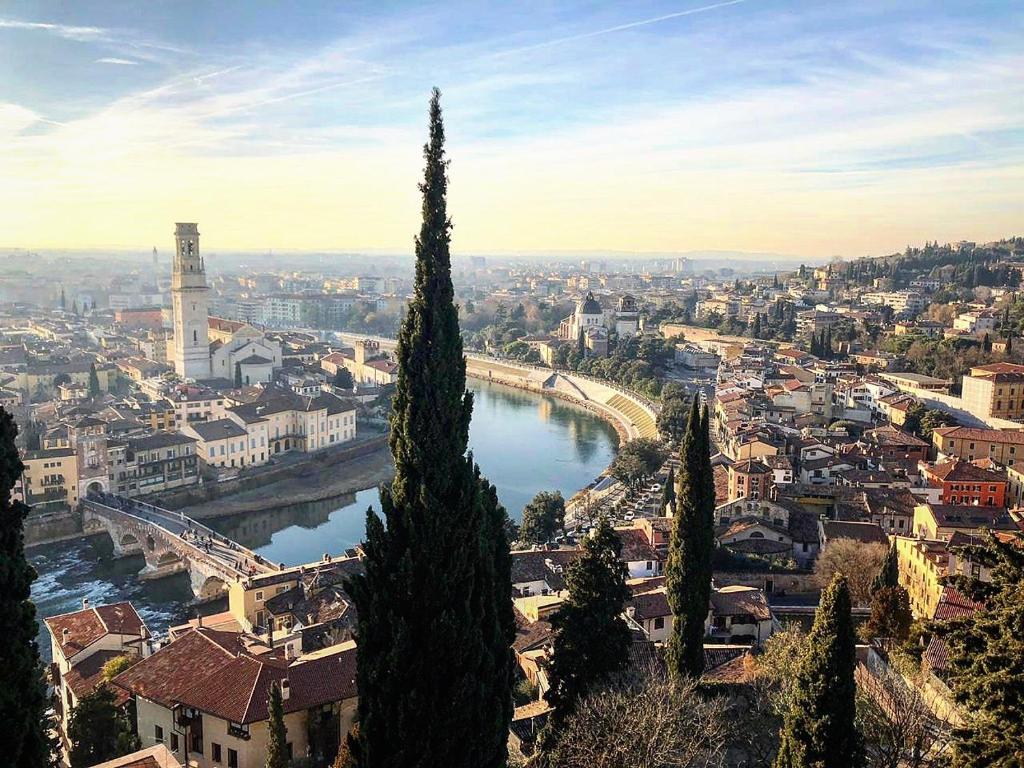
[29,379,619,654]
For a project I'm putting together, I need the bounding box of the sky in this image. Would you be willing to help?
[0,0,1021,259]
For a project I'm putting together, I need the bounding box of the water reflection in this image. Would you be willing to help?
[31,378,618,647]
[206,379,619,566]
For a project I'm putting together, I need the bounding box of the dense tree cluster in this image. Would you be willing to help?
[936,531,1024,766]
[609,437,669,495]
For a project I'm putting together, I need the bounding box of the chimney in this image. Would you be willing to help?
[285,644,295,660]
[197,613,203,628]
[280,678,290,701]
[62,628,70,644]
[82,598,90,610]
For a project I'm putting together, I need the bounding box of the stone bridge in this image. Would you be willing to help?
[82,495,279,601]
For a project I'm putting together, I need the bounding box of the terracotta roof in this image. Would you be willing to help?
[45,602,145,658]
[710,586,771,621]
[925,458,1007,484]
[865,424,929,448]
[820,520,888,545]
[114,629,358,724]
[615,528,660,562]
[933,426,1024,445]
[63,649,126,699]
[628,588,670,621]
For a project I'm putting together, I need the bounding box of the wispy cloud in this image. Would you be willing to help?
[0,18,107,42]
[95,57,139,66]
[491,0,748,58]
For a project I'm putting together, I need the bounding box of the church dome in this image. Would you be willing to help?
[579,292,603,316]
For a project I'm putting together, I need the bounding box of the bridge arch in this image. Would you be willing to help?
[156,551,182,566]
[197,575,228,601]
[86,479,108,496]
[119,533,139,548]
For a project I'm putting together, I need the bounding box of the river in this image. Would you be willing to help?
[29,379,619,654]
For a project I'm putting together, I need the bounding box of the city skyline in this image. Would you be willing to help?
[2,0,1022,257]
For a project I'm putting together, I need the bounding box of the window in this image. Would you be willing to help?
[653,616,665,630]
[228,749,238,768]
[170,733,179,752]
[155,725,164,744]
[212,743,222,763]
[255,590,264,601]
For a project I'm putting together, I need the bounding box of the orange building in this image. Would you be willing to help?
[921,458,1008,507]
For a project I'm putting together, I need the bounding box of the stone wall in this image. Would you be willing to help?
[146,435,388,510]
[24,509,85,548]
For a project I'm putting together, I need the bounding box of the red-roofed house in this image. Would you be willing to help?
[44,601,148,762]
[112,628,358,768]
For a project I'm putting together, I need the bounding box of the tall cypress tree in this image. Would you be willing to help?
[346,88,512,768]
[870,541,898,595]
[0,406,54,768]
[88,363,101,398]
[265,682,288,768]
[775,573,860,768]
[665,397,714,679]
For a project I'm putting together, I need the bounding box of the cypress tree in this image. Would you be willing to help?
[345,88,512,768]
[661,466,675,515]
[870,541,899,595]
[775,573,860,768]
[543,515,631,724]
[88,363,101,398]
[577,327,586,357]
[0,406,55,768]
[266,682,288,768]
[234,361,243,388]
[665,398,714,679]
[59,286,65,310]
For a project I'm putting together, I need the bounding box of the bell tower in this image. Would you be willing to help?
[171,222,211,380]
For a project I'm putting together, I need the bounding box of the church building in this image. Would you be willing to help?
[169,223,281,384]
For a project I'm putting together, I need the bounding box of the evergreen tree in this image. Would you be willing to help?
[0,406,55,768]
[576,327,586,358]
[234,361,243,388]
[774,573,860,768]
[345,88,513,768]
[870,541,899,595]
[661,466,675,515]
[544,515,631,724]
[824,327,833,359]
[982,332,992,352]
[1008,335,1013,353]
[72,299,79,316]
[665,397,714,680]
[266,682,288,768]
[858,585,912,644]
[88,363,101,398]
[752,313,762,339]
[936,531,1024,766]
[67,684,137,768]
[333,367,354,390]
[59,287,65,311]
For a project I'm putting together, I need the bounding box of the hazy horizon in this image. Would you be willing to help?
[2,1,1022,256]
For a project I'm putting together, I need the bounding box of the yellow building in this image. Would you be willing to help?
[18,447,79,509]
[960,362,1024,421]
[932,425,1024,465]
[895,536,949,618]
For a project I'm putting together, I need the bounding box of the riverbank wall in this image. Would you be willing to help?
[148,434,389,511]
[337,332,660,444]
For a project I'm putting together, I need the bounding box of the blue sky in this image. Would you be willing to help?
[1,1,1022,255]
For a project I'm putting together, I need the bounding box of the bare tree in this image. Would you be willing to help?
[856,656,952,768]
[814,539,887,606]
[537,675,726,768]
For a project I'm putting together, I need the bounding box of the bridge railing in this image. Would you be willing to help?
[83,495,277,577]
